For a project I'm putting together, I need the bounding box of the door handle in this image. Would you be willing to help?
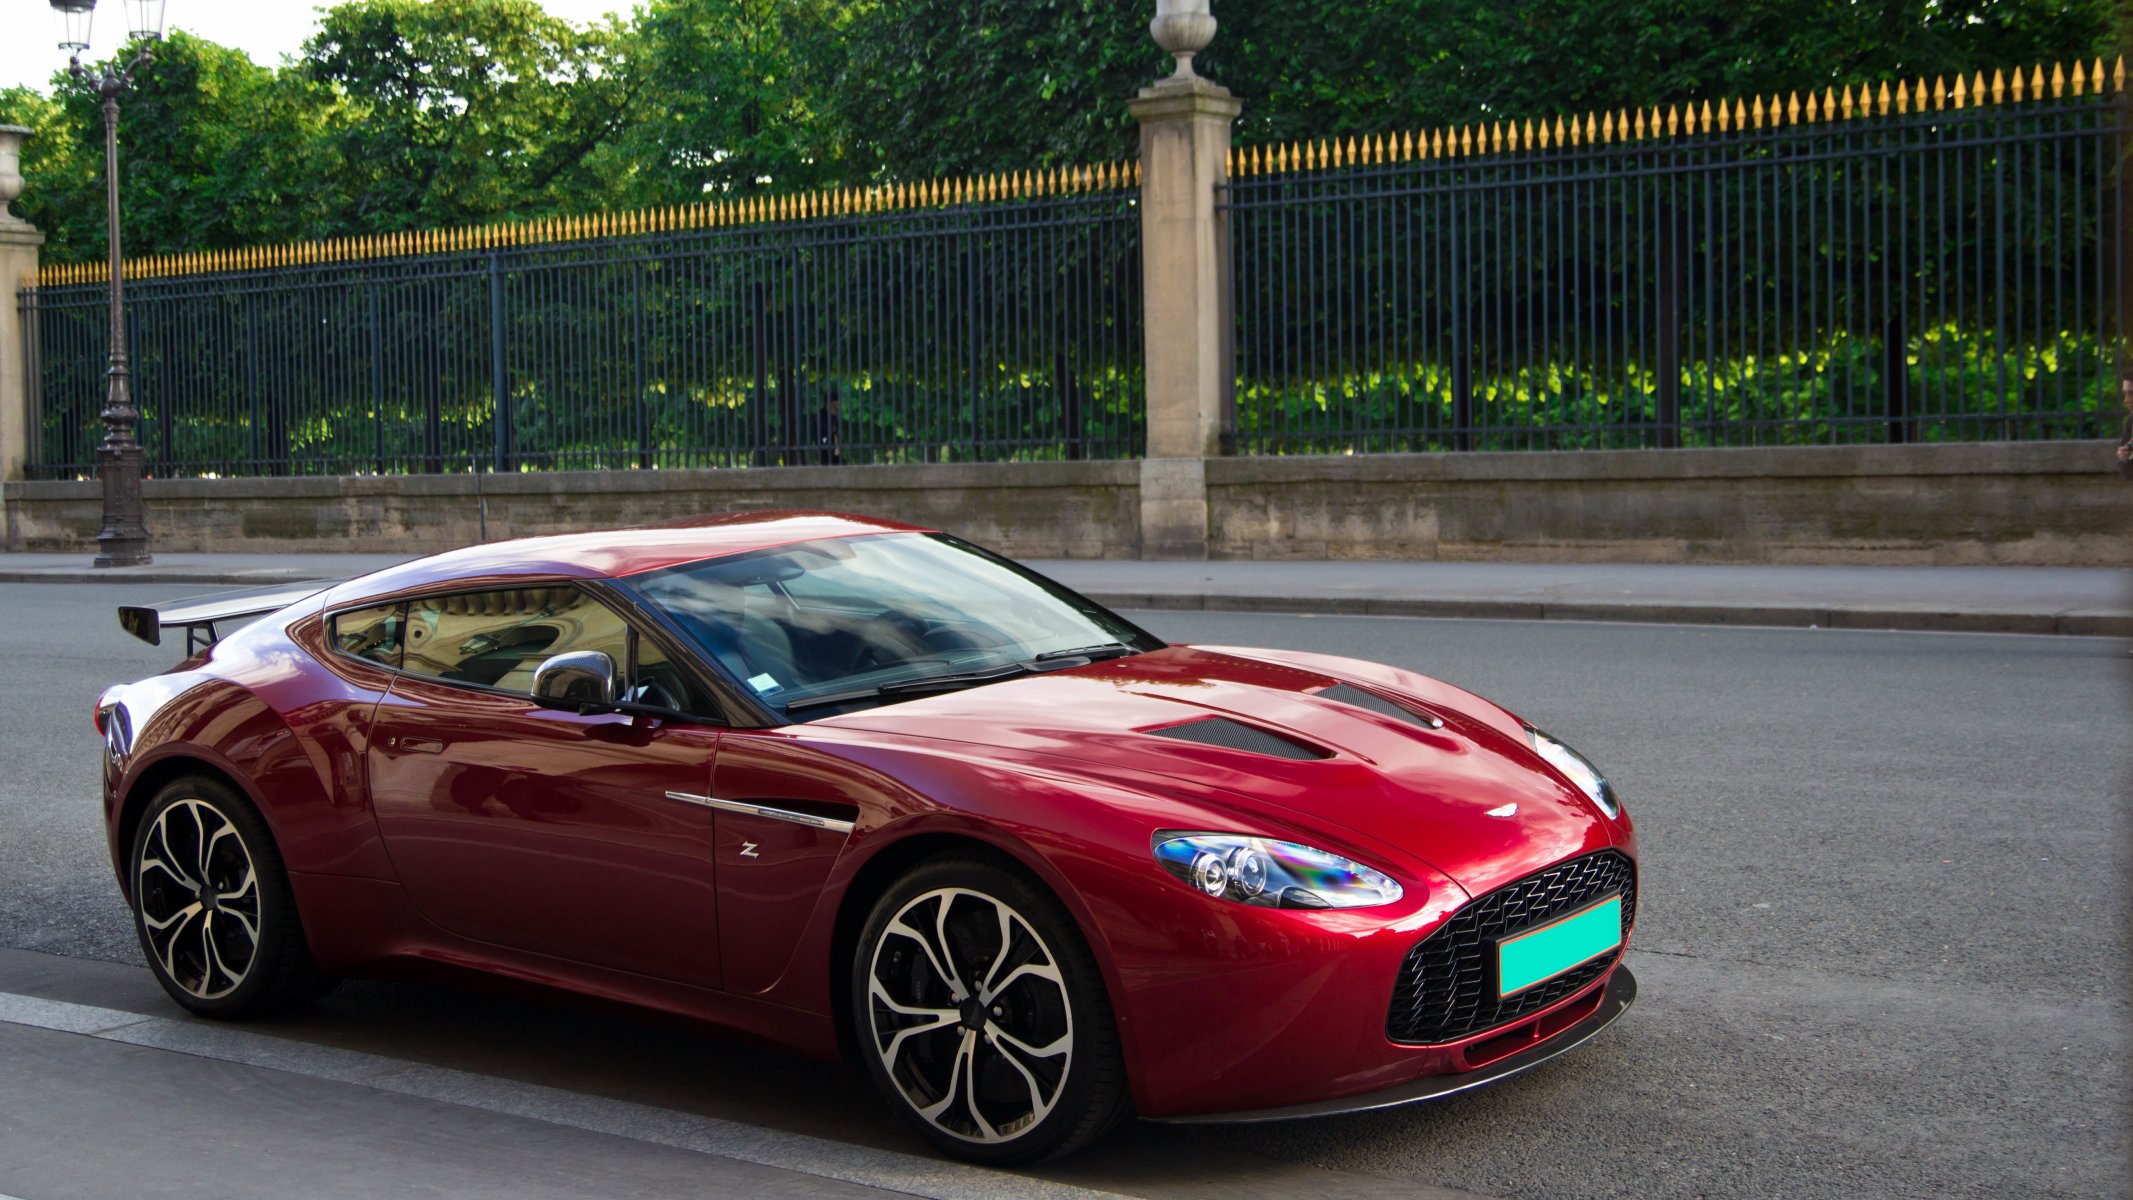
[395,735,445,755]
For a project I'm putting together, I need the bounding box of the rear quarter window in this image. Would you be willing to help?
[331,603,404,669]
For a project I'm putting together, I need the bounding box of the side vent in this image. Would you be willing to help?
[1315,683,1446,730]
[1148,717,1333,761]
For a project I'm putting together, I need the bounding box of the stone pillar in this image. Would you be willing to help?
[0,126,44,522]
[1130,4,1239,559]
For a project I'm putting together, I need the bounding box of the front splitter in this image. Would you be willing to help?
[1147,964,1638,1125]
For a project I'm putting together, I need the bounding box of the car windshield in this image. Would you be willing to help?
[630,533,1159,719]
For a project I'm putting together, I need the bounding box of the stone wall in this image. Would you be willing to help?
[4,442,2125,565]
[1,461,1143,560]
[1205,441,2131,565]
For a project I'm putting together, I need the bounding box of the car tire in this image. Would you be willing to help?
[853,854,1129,1164]
[128,775,329,1019]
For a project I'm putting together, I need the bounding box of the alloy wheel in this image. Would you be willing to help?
[864,886,1075,1145]
[135,798,262,1001]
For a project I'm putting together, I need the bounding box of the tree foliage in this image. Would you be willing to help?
[0,0,2123,257]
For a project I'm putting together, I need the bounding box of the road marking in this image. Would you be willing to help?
[0,991,1130,1200]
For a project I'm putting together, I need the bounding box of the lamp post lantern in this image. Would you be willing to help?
[53,0,166,567]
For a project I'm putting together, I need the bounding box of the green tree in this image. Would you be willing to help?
[299,0,641,231]
[822,0,2123,168]
[604,0,849,202]
[0,32,329,259]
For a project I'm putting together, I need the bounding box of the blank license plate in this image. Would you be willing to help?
[1497,894,1623,997]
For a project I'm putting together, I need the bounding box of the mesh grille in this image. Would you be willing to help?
[1388,850,1636,1045]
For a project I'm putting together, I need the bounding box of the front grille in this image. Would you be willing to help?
[1388,850,1636,1045]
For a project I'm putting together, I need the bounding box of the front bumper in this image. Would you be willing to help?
[1150,964,1637,1124]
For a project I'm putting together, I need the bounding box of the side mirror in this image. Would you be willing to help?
[532,650,617,711]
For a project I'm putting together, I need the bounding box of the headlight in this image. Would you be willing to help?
[1526,726,1622,818]
[1151,832,1405,909]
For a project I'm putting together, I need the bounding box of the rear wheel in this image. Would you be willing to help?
[853,856,1128,1164]
[129,775,328,1018]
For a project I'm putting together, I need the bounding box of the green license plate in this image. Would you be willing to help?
[1497,894,1623,997]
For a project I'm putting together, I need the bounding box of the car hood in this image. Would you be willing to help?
[811,645,1618,897]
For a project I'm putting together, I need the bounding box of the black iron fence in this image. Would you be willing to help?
[1226,79,2129,453]
[21,185,1144,478]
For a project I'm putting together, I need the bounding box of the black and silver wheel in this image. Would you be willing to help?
[854,856,1128,1164]
[130,775,326,1018]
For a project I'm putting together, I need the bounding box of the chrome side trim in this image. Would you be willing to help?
[1147,964,1638,1125]
[663,791,857,835]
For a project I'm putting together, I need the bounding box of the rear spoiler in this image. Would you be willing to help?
[118,581,334,653]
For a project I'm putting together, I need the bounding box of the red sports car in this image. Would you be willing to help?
[96,511,1636,1163]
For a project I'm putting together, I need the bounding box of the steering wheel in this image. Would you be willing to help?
[844,612,937,674]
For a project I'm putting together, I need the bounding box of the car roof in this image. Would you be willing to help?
[323,510,935,607]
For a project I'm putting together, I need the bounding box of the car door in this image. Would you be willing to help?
[365,583,727,989]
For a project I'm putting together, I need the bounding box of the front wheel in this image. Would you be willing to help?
[853,856,1128,1164]
[129,775,327,1018]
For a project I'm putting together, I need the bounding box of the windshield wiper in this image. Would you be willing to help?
[1029,642,1139,663]
[782,663,1039,712]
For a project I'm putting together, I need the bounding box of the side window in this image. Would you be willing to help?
[331,603,404,669]
[403,587,631,695]
[626,629,718,716]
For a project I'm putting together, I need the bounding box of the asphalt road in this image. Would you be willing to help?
[0,582,2124,1199]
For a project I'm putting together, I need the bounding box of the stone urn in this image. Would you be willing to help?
[1150,0,1217,79]
[0,126,30,225]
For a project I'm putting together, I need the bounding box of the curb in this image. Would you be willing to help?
[0,569,331,586]
[2,570,2123,639]
[1079,592,2133,639]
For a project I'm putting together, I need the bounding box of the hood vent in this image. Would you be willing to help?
[1315,683,1446,730]
[1148,717,1332,761]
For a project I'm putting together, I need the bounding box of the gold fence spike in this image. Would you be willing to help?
[1971,71,1986,106]
[2116,55,2126,91]
[1990,68,2005,104]
[1873,81,1889,114]
[2051,61,2066,97]
[1492,123,1505,152]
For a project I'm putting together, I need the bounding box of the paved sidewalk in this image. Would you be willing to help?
[1,550,2126,637]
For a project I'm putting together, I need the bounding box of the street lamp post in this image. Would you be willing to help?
[52,0,167,568]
